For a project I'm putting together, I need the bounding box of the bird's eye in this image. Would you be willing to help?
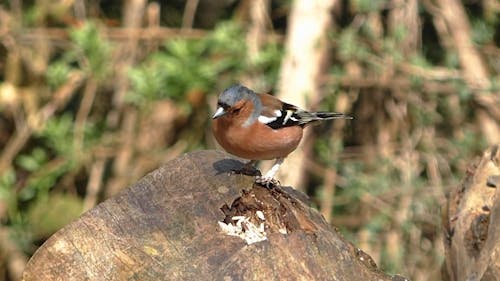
[217,102,229,110]
[232,108,241,114]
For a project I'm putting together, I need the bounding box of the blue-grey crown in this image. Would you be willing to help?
[218,84,256,106]
[218,84,262,126]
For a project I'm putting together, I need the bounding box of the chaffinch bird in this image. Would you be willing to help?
[212,84,352,187]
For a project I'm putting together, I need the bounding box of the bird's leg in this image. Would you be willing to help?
[255,158,283,188]
[232,160,261,176]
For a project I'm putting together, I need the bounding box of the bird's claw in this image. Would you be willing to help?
[255,176,280,188]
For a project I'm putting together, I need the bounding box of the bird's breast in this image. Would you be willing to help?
[212,118,303,160]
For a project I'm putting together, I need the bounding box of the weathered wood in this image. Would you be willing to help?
[442,144,500,281]
[23,150,395,280]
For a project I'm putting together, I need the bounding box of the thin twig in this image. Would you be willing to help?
[14,26,283,51]
[145,2,161,52]
[0,227,28,281]
[105,108,137,198]
[83,158,106,211]
[73,76,98,158]
[0,72,84,173]
[16,27,207,42]
[320,169,337,223]
[0,122,31,173]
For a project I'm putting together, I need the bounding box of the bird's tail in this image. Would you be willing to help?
[312,112,353,120]
[295,111,353,125]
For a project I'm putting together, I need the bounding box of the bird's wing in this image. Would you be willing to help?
[257,94,304,129]
[257,93,352,129]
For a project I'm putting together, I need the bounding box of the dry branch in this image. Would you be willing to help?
[14,27,284,45]
[0,227,28,281]
[442,144,500,281]
[15,27,207,43]
[0,71,84,172]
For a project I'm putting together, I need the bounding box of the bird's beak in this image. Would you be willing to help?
[212,106,227,119]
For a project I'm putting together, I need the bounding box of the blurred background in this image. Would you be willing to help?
[0,0,498,280]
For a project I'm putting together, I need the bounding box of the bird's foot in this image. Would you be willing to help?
[255,176,280,188]
[230,161,261,177]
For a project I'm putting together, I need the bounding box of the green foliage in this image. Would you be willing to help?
[453,79,472,100]
[471,19,495,45]
[69,22,111,79]
[315,137,343,166]
[382,39,404,63]
[45,22,111,89]
[409,54,433,69]
[127,64,164,105]
[250,41,283,85]
[380,246,404,274]
[207,22,247,56]
[365,213,391,234]
[16,148,47,172]
[26,193,83,239]
[339,160,398,200]
[450,128,486,163]
[0,169,17,222]
[444,51,460,69]
[16,149,72,201]
[408,101,440,127]
[14,114,100,202]
[337,28,370,61]
[127,22,247,106]
[4,113,100,245]
[37,114,75,156]
[127,21,282,106]
[392,24,409,44]
[353,0,386,13]
[46,60,73,89]
[128,39,215,104]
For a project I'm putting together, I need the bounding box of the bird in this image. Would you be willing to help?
[212,84,352,187]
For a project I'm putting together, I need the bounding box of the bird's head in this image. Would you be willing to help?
[212,84,259,119]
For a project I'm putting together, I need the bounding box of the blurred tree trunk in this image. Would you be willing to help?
[242,0,270,89]
[319,93,351,223]
[436,0,499,145]
[246,0,268,62]
[181,0,199,30]
[389,0,420,53]
[276,0,337,190]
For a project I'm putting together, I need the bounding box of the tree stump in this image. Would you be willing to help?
[23,150,398,280]
[442,144,500,281]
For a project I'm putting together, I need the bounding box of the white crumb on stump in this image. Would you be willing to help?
[218,211,276,244]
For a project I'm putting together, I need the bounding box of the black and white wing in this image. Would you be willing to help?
[258,102,353,130]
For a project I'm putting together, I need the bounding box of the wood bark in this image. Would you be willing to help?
[22,150,398,281]
[442,144,500,281]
